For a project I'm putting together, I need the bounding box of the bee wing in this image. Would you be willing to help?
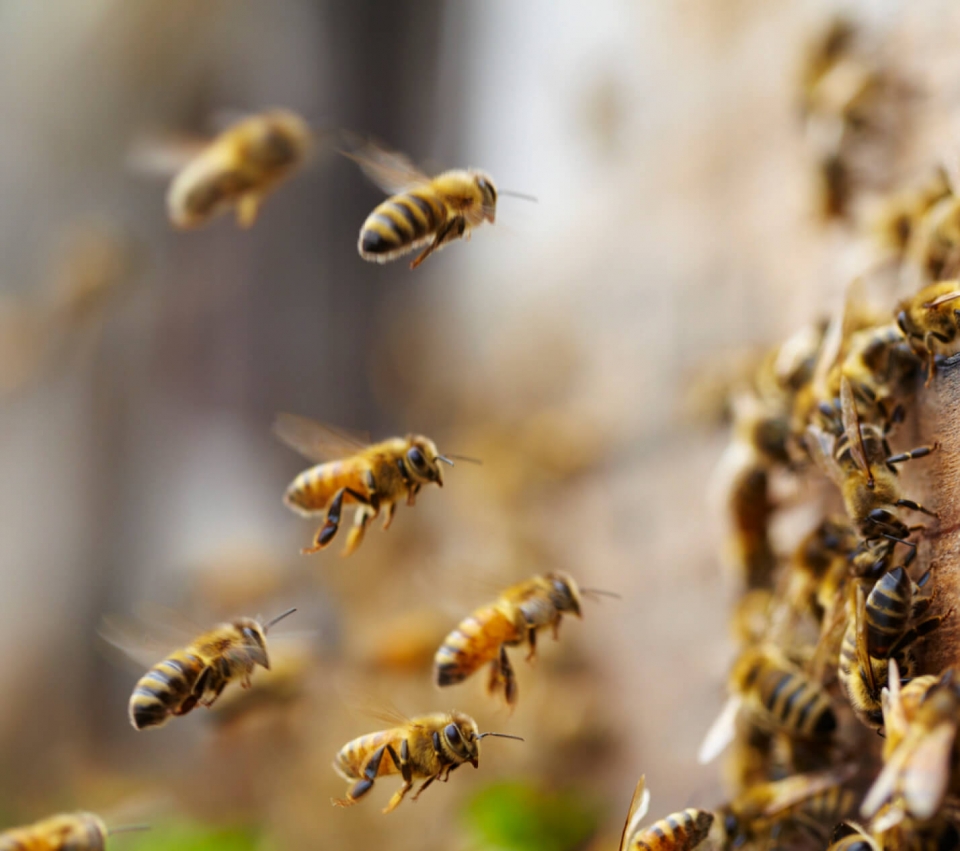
[840,376,872,483]
[272,413,371,463]
[811,308,844,400]
[98,614,184,672]
[854,583,877,696]
[924,290,960,308]
[338,134,432,195]
[883,657,907,740]
[862,733,916,818]
[620,776,650,851]
[902,720,957,820]
[759,764,858,817]
[126,132,208,178]
[805,425,844,488]
[698,694,742,764]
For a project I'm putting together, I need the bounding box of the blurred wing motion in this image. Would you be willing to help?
[620,776,651,851]
[126,133,208,178]
[272,413,370,463]
[698,694,742,764]
[338,134,432,195]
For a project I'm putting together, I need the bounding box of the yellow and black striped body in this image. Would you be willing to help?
[433,603,523,687]
[733,646,837,740]
[0,813,106,851]
[167,109,311,229]
[728,465,777,591]
[797,785,859,829]
[358,170,493,264]
[627,809,714,851]
[335,729,411,782]
[128,618,270,730]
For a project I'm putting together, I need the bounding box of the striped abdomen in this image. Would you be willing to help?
[168,164,252,228]
[864,568,912,657]
[628,809,714,851]
[434,604,523,686]
[359,189,448,261]
[129,651,204,730]
[284,460,362,514]
[751,662,836,738]
[334,730,401,780]
[798,786,858,827]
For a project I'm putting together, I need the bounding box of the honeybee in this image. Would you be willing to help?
[839,566,941,729]
[781,516,856,625]
[342,137,533,269]
[619,776,714,851]
[274,413,457,555]
[896,281,960,382]
[167,109,312,229]
[830,817,960,851]
[806,377,936,545]
[698,643,836,765]
[871,167,951,261]
[128,607,296,730]
[716,765,859,850]
[862,665,960,823]
[433,573,611,709]
[332,708,522,813]
[0,814,142,851]
[906,195,960,283]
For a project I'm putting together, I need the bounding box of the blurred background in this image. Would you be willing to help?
[2,1,960,850]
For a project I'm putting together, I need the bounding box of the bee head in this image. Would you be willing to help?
[472,171,498,223]
[404,435,448,487]
[70,814,108,851]
[248,111,312,168]
[441,712,481,767]
[546,572,583,618]
[235,617,270,670]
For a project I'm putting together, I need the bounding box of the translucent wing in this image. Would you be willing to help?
[620,776,650,851]
[98,614,189,672]
[902,721,956,819]
[840,376,872,484]
[339,134,432,196]
[862,735,914,817]
[698,694,742,764]
[759,764,857,817]
[883,657,907,742]
[805,425,844,489]
[924,290,960,308]
[272,413,370,463]
[811,309,844,400]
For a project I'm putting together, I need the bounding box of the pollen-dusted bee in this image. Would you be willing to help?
[332,708,522,813]
[807,377,937,545]
[274,413,457,555]
[127,607,296,730]
[0,813,142,851]
[619,776,714,851]
[896,281,960,382]
[838,566,941,729]
[698,643,837,765]
[433,573,611,709]
[167,109,312,229]
[342,137,533,269]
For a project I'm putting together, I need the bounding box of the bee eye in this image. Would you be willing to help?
[242,627,257,641]
[407,447,426,471]
[444,723,462,747]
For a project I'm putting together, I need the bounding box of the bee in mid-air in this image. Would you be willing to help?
[341,137,534,269]
[619,776,714,851]
[0,813,145,851]
[127,607,296,730]
[838,565,941,729]
[166,109,312,229]
[433,572,613,709]
[333,708,522,813]
[274,413,460,555]
[896,281,960,383]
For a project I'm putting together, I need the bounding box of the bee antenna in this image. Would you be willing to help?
[499,189,538,202]
[580,587,621,600]
[264,607,298,632]
[107,826,151,836]
[444,453,483,465]
[436,455,455,466]
[477,732,525,741]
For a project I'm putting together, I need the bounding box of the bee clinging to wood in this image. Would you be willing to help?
[333,708,522,813]
[125,607,296,730]
[166,109,313,229]
[896,281,960,383]
[274,413,467,556]
[433,573,615,709]
[341,136,534,269]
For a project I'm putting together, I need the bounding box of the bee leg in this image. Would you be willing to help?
[888,615,944,658]
[886,444,938,465]
[411,774,439,801]
[176,667,211,716]
[498,646,518,709]
[895,499,939,518]
[383,741,413,813]
[382,501,397,530]
[202,679,228,708]
[304,488,372,554]
[442,763,461,781]
[525,628,538,662]
[335,743,395,808]
[343,505,374,556]
[407,483,420,507]
[409,217,466,270]
[235,194,260,229]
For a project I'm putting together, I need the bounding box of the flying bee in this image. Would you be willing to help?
[166,109,312,229]
[862,666,960,824]
[619,776,714,851]
[698,643,837,765]
[806,377,937,545]
[332,708,522,813]
[341,136,534,269]
[127,607,296,730]
[896,281,960,383]
[0,814,145,851]
[716,765,859,850]
[839,565,941,729]
[433,573,614,709]
[274,413,465,555]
